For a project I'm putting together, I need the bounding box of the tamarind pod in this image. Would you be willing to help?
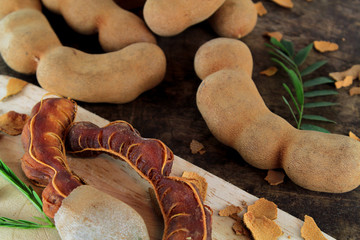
[143,0,225,37]
[21,97,83,218]
[154,176,211,240]
[41,0,156,51]
[0,9,61,74]
[66,121,174,178]
[37,42,166,104]
[209,0,258,39]
[66,121,212,239]
[0,0,42,20]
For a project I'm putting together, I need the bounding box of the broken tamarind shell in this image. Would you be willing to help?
[66,121,212,240]
[66,121,174,178]
[21,96,83,218]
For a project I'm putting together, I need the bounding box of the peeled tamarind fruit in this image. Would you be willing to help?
[55,185,150,240]
[195,38,360,193]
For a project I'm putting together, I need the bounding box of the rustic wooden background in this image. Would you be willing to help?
[1,1,359,239]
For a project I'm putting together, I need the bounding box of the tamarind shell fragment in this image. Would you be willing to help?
[154,176,212,239]
[66,121,212,240]
[21,97,83,218]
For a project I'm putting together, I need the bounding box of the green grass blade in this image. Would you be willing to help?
[303,77,334,88]
[304,89,338,97]
[282,96,298,124]
[283,83,301,114]
[300,123,330,133]
[270,37,291,56]
[302,114,336,123]
[301,60,328,76]
[304,101,339,108]
[281,39,295,57]
[294,42,313,66]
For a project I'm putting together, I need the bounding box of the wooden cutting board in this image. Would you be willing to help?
[0,75,335,240]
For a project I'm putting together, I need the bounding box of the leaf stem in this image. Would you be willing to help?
[297,104,304,129]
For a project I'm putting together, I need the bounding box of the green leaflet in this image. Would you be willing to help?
[294,43,313,66]
[280,39,295,57]
[287,69,304,106]
[270,37,291,56]
[302,114,336,123]
[304,101,338,108]
[303,77,334,88]
[301,60,328,76]
[300,123,330,133]
[268,46,298,70]
[304,90,338,98]
[282,96,298,125]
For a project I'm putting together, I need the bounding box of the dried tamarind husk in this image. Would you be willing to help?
[0,111,29,136]
[247,198,278,220]
[0,77,28,101]
[66,121,212,240]
[301,215,327,240]
[182,171,208,201]
[154,176,212,239]
[21,96,83,218]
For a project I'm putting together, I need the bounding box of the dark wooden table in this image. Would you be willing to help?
[1,1,359,239]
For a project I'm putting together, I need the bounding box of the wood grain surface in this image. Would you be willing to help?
[1,1,360,239]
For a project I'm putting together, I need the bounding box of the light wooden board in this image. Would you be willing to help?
[0,75,335,240]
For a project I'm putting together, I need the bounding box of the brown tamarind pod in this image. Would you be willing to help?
[154,176,212,240]
[21,97,83,218]
[66,121,212,240]
[66,121,174,178]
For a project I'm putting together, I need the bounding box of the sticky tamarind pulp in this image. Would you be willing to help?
[21,97,83,218]
[66,121,212,240]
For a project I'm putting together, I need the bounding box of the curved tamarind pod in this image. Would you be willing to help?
[0,0,41,20]
[0,9,61,74]
[21,97,83,218]
[66,121,212,239]
[41,0,156,51]
[66,121,174,178]
[37,42,166,103]
[0,9,166,103]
